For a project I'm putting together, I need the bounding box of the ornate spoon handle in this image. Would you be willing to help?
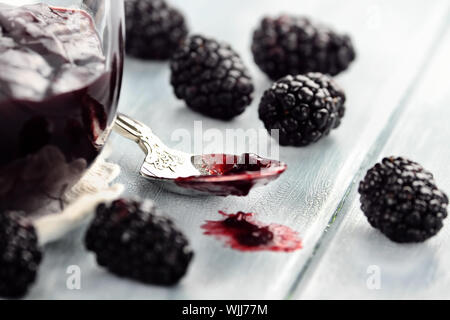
[113,113,189,179]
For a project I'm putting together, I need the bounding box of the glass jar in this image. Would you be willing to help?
[0,0,124,211]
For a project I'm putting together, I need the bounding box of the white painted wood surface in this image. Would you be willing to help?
[296,17,450,300]
[22,0,450,299]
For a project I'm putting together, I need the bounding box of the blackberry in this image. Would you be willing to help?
[125,0,188,60]
[359,157,449,243]
[0,211,42,298]
[170,35,255,120]
[85,199,194,286]
[252,15,356,80]
[259,73,346,146]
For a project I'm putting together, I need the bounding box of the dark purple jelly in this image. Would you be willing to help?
[0,4,123,211]
[202,211,302,252]
[175,153,287,196]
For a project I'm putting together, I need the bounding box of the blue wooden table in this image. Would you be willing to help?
[26,0,450,299]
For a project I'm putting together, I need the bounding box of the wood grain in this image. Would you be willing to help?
[23,0,450,299]
[296,14,450,300]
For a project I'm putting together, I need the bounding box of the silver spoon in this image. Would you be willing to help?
[113,113,287,196]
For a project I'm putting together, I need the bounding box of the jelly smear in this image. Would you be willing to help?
[201,211,302,252]
[176,153,287,196]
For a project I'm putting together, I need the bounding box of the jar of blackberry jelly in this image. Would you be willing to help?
[0,1,124,212]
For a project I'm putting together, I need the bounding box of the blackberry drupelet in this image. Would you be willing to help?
[0,211,42,298]
[170,35,255,120]
[359,157,449,243]
[125,0,188,60]
[252,15,356,80]
[85,199,194,286]
[259,73,346,146]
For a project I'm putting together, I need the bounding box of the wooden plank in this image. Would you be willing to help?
[26,0,450,299]
[296,17,450,300]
